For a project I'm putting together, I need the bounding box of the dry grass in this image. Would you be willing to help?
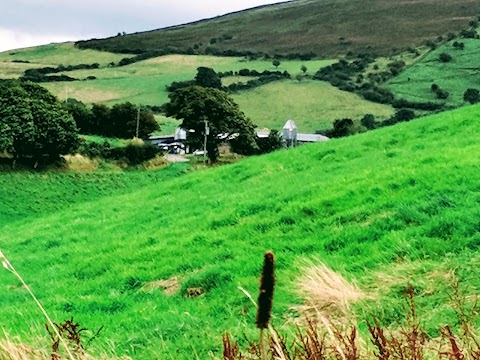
[0,334,48,360]
[293,261,365,320]
[62,155,98,172]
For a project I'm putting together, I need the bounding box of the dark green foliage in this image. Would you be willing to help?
[301,65,308,73]
[165,86,257,162]
[19,63,100,82]
[460,28,478,39]
[361,114,376,130]
[226,72,290,92]
[63,98,91,133]
[0,80,78,162]
[463,88,480,104]
[452,41,465,50]
[425,39,437,49]
[195,67,222,89]
[328,118,355,138]
[64,101,159,139]
[90,104,111,135]
[256,130,284,154]
[381,109,416,126]
[435,89,449,100]
[272,59,281,69]
[109,102,159,139]
[78,140,163,165]
[438,53,453,62]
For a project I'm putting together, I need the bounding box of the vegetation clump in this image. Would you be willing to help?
[0,80,78,167]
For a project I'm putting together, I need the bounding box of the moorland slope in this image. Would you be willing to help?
[77,0,480,57]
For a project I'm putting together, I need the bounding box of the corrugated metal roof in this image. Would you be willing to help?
[297,133,329,142]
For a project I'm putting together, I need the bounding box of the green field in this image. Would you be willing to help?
[234,80,394,132]
[388,38,480,106]
[1,104,480,358]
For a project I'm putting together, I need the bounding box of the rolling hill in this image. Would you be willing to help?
[1,104,480,358]
[77,0,480,57]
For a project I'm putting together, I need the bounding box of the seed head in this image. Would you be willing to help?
[256,251,275,329]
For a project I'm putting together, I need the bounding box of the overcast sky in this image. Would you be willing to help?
[0,0,292,52]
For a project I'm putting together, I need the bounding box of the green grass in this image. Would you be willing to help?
[388,38,480,106]
[1,104,480,358]
[233,79,394,132]
[0,43,130,67]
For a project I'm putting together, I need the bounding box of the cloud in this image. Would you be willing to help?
[0,27,79,52]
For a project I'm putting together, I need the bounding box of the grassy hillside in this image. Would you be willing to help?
[387,38,480,106]
[1,104,480,358]
[234,80,394,131]
[77,0,480,57]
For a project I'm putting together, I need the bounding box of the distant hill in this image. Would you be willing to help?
[76,0,480,57]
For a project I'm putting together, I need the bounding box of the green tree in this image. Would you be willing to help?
[109,102,159,139]
[165,86,256,162]
[272,59,281,69]
[0,80,78,166]
[90,103,111,136]
[301,65,307,74]
[464,88,480,104]
[195,67,222,89]
[64,98,92,134]
[360,114,376,130]
[256,130,284,154]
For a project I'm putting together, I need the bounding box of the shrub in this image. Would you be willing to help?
[438,53,453,62]
[464,88,480,104]
[435,88,449,99]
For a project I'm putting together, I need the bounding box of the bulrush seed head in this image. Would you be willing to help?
[256,251,275,329]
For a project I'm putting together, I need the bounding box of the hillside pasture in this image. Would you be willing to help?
[387,38,480,106]
[233,80,395,132]
[1,105,480,358]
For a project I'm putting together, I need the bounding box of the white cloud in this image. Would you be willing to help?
[0,27,78,52]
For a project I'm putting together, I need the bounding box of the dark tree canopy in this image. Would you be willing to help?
[256,130,284,154]
[64,100,159,139]
[0,80,78,162]
[195,67,222,89]
[165,86,256,162]
[464,88,480,104]
[109,102,159,139]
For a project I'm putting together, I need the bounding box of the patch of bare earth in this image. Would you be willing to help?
[141,276,180,296]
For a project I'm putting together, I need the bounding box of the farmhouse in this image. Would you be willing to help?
[149,120,329,153]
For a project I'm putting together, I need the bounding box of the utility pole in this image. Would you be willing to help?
[203,120,209,164]
[135,106,140,138]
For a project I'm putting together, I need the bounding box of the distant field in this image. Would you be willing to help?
[43,54,336,105]
[1,104,480,358]
[0,43,130,67]
[387,38,480,106]
[233,80,395,132]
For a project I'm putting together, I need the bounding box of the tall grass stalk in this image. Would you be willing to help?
[256,251,275,360]
[0,249,76,360]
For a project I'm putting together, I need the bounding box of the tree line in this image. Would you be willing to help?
[63,99,159,139]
